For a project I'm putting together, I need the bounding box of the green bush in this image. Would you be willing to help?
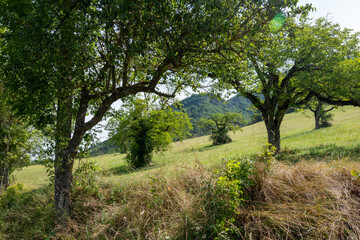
[0,183,24,209]
[72,161,100,197]
[108,99,192,169]
[191,157,255,240]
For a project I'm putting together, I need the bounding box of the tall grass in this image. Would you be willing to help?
[1,106,359,239]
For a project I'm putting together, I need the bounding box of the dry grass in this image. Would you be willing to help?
[53,165,217,240]
[48,159,360,240]
[239,159,360,240]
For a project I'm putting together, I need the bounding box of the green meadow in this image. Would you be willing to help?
[2,106,360,239]
[13,106,360,190]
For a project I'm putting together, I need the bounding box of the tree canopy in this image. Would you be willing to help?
[207,15,360,151]
[0,0,310,218]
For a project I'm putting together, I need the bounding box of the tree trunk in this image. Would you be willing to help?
[54,152,74,218]
[264,116,282,153]
[54,94,74,220]
[314,101,322,129]
[314,110,320,129]
[0,166,9,191]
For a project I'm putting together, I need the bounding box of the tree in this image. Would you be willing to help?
[199,112,245,145]
[108,99,191,168]
[208,16,359,152]
[0,0,299,218]
[311,57,360,107]
[0,86,32,191]
[306,98,335,129]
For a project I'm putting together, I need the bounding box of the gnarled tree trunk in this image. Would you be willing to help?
[263,114,284,153]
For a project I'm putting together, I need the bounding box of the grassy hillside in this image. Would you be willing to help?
[13,106,360,189]
[2,106,360,239]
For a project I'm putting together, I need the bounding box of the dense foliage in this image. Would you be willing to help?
[0,86,33,191]
[107,99,192,168]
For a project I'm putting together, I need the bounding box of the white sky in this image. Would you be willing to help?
[298,0,360,32]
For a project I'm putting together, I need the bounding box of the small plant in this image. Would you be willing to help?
[212,157,255,239]
[257,143,276,170]
[72,161,100,197]
[351,169,360,179]
[217,158,255,206]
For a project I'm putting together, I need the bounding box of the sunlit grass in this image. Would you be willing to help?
[13,106,360,189]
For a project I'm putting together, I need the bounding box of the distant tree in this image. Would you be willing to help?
[306,98,335,129]
[199,112,245,145]
[179,94,253,137]
[107,99,192,168]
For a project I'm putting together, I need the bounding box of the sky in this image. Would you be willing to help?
[297,0,360,32]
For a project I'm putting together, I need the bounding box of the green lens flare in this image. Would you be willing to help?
[270,12,286,31]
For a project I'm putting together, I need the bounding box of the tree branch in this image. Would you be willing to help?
[311,91,360,107]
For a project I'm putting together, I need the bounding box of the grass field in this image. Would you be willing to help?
[13,106,360,189]
[3,106,360,239]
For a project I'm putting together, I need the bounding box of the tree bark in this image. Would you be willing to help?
[0,166,9,191]
[54,93,74,220]
[54,152,74,218]
[264,115,282,153]
[314,105,321,129]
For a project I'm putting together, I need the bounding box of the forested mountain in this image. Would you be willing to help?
[89,139,121,157]
[179,94,253,137]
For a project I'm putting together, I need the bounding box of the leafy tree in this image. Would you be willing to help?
[199,112,245,145]
[0,86,32,191]
[208,16,359,152]
[107,99,192,168]
[311,57,360,107]
[306,98,335,129]
[0,0,299,218]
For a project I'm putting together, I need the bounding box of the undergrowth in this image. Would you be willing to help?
[1,153,360,239]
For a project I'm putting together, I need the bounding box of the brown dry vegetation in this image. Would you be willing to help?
[49,159,360,240]
[240,160,360,240]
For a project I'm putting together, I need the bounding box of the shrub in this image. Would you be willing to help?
[107,99,192,168]
[203,157,255,239]
[72,161,100,197]
[0,183,24,209]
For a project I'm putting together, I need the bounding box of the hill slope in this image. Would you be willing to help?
[14,106,360,188]
[4,106,360,239]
